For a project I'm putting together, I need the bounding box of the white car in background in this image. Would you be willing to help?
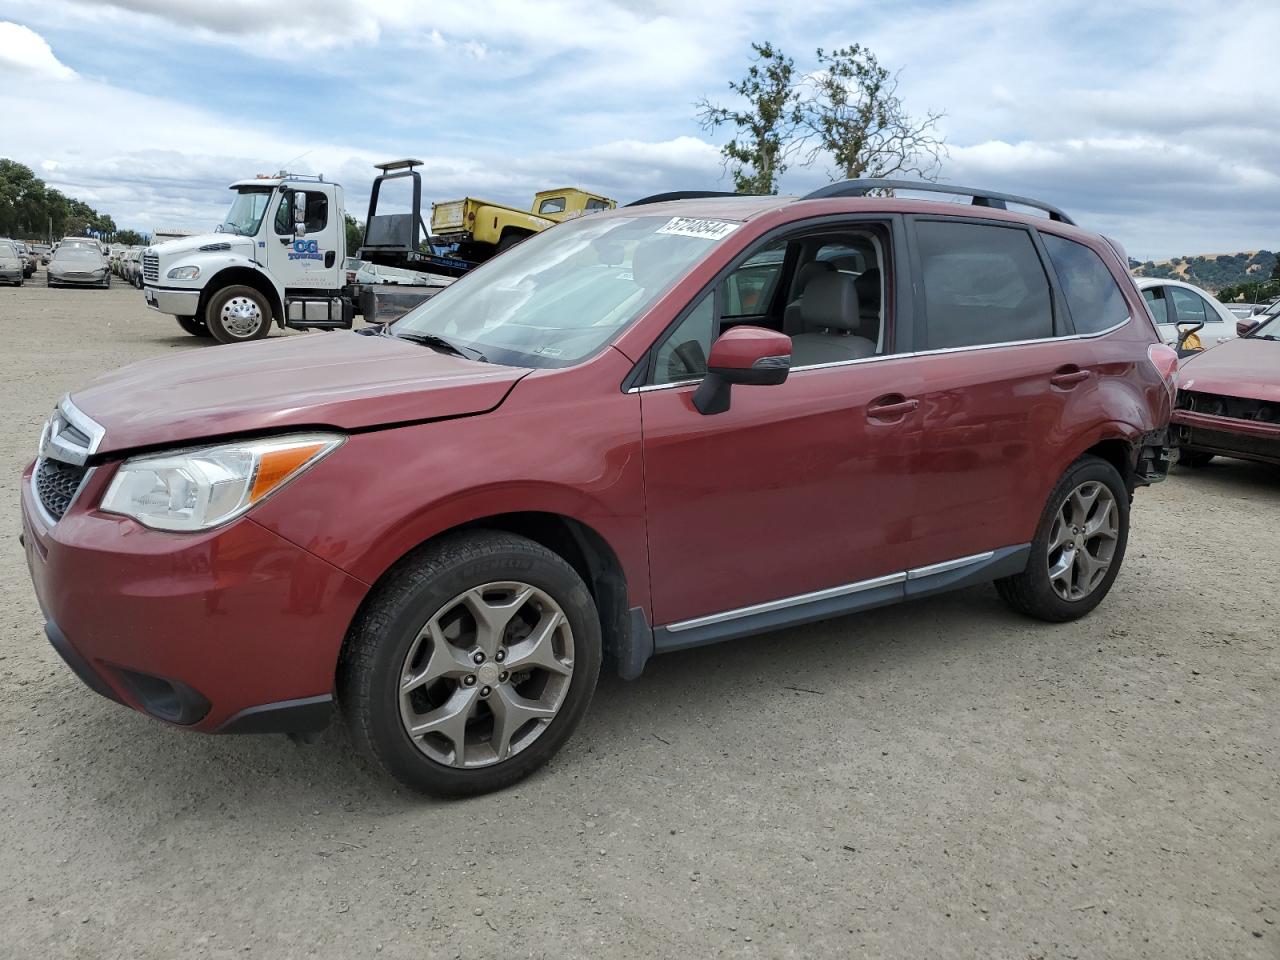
[1134,277,1240,349]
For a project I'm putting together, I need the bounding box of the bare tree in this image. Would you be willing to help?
[801,45,947,182]
[696,42,804,195]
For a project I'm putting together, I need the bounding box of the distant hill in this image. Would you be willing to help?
[1130,250,1276,294]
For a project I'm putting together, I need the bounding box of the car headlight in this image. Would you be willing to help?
[100,433,343,531]
[167,265,200,280]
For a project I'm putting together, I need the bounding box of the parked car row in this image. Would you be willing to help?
[110,246,145,288]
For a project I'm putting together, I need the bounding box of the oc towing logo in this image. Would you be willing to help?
[287,238,323,261]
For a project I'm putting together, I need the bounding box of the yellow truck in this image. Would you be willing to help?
[430,188,615,261]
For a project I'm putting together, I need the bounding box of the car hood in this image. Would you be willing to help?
[147,233,256,260]
[1180,336,1280,402]
[72,332,531,454]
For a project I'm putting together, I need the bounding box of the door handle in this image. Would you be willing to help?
[867,396,919,421]
[1050,368,1091,389]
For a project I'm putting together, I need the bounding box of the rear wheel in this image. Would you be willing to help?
[996,455,1129,622]
[1178,450,1214,468]
[176,315,212,338]
[206,285,272,344]
[339,531,601,797]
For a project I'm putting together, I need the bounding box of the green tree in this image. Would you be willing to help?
[114,229,148,245]
[696,42,804,194]
[800,45,946,181]
[345,213,364,256]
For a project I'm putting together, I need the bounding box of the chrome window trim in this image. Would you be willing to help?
[665,571,907,633]
[626,316,1132,393]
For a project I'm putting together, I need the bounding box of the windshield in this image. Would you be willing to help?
[52,245,101,263]
[221,188,274,237]
[1253,310,1280,339]
[0,241,15,258]
[391,214,734,368]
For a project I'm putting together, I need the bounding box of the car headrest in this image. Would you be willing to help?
[793,259,835,298]
[800,272,861,332]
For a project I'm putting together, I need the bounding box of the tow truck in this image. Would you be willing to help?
[142,160,457,344]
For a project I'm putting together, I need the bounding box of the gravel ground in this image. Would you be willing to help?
[1,274,1277,960]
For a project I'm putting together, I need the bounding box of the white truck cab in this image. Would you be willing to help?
[143,174,353,342]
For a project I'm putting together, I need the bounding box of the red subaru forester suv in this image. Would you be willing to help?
[21,181,1177,796]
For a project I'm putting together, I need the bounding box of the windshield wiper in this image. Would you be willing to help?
[392,330,488,363]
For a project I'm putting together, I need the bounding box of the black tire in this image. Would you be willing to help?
[205,284,272,344]
[176,315,213,338]
[1178,450,1214,468]
[496,231,530,254]
[995,455,1130,622]
[338,530,602,797]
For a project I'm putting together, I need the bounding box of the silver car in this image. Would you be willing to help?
[47,243,111,288]
[0,239,24,286]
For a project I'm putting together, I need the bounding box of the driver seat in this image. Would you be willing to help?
[789,273,877,366]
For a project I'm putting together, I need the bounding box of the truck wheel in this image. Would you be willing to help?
[206,285,272,344]
[176,315,213,338]
[338,531,602,797]
[496,232,530,254]
[995,455,1129,623]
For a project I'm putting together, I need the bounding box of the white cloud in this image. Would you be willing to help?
[0,21,77,79]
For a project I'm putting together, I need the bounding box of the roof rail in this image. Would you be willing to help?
[801,179,1076,226]
[626,190,741,207]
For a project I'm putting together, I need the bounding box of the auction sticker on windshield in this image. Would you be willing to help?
[655,217,739,241]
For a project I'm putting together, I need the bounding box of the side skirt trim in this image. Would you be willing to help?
[652,544,1031,655]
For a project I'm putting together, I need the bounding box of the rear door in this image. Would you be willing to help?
[904,217,1096,566]
[1168,285,1233,347]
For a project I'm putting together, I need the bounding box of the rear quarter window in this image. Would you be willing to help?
[916,220,1054,349]
[1041,233,1130,334]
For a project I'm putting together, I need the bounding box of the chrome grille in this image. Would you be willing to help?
[33,400,103,525]
[142,252,159,282]
[35,459,86,522]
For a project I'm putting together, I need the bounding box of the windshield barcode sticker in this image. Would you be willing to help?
[655,217,739,241]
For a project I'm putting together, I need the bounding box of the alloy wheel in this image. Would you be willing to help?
[1046,480,1119,601]
[398,582,575,768]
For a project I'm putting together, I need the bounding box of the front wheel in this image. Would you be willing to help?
[206,285,272,344]
[176,315,213,338]
[996,455,1130,622]
[339,531,602,797]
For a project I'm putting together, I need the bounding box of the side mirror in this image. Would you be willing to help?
[692,326,791,416]
[1237,318,1258,337]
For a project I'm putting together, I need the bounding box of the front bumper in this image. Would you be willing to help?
[50,273,107,285]
[144,285,201,316]
[1172,409,1280,466]
[21,461,369,733]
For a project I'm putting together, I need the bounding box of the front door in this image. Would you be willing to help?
[265,187,340,292]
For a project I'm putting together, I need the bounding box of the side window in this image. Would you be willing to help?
[651,293,716,385]
[916,220,1054,349]
[1142,286,1169,325]
[1169,287,1210,324]
[584,198,611,212]
[720,239,786,318]
[273,192,292,234]
[1041,233,1130,334]
[1173,289,1208,323]
[538,197,567,215]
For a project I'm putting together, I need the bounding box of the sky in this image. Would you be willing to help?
[0,0,1276,259]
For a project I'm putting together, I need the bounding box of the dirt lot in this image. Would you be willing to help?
[1,273,1276,960]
